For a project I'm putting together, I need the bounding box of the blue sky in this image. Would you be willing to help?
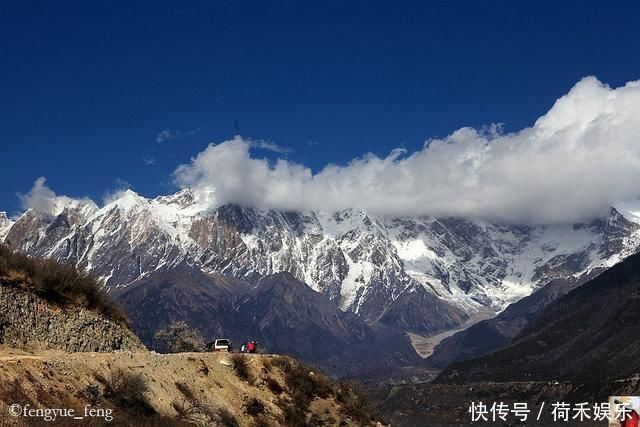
[2,0,640,216]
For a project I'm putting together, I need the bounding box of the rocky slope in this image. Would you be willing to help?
[423,271,600,369]
[0,282,143,352]
[0,246,378,426]
[437,249,640,383]
[0,246,143,353]
[0,349,377,426]
[4,189,640,342]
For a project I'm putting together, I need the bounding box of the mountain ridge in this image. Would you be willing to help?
[4,189,640,343]
[436,249,640,383]
[116,267,422,378]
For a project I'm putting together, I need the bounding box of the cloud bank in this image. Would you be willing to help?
[19,177,58,214]
[174,77,640,225]
[19,177,95,216]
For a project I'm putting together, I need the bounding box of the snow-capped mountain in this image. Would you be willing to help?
[3,189,640,336]
[0,212,13,241]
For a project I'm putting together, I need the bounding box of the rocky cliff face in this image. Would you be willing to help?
[0,282,144,352]
[3,189,640,338]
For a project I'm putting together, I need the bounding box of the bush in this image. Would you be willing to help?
[100,369,155,415]
[172,382,218,424]
[154,321,205,353]
[231,354,251,381]
[83,384,101,405]
[216,407,240,427]
[336,381,374,425]
[269,356,337,426]
[175,382,196,402]
[265,376,284,395]
[280,400,307,427]
[245,397,265,417]
[274,357,332,404]
[253,415,272,427]
[0,245,128,325]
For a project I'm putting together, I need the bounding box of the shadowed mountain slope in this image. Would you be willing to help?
[437,251,640,383]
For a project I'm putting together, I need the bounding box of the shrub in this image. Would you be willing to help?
[265,376,284,395]
[253,415,272,427]
[280,400,307,427]
[0,245,128,325]
[245,397,265,417]
[277,358,332,404]
[100,369,155,415]
[270,356,293,373]
[231,354,251,381]
[83,384,101,405]
[174,382,196,402]
[172,382,217,425]
[262,357,273,373]
[216,407,240,427]
[336,381,374,425]
[154,321,205,353]
[270,356,363,426]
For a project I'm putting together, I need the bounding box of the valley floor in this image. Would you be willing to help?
[407,309,494,358]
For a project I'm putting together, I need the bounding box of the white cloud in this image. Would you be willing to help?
[19,177,58,214]
[19,178,95,216]
[174,77,640,225]
[103,179,134,205]
[156,127,200,143]
[249,139,292,154]
[156,129,179,143]
[143,155,157,166]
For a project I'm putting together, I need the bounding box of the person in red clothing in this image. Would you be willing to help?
[247,341,256,353]
[622,410,639,427]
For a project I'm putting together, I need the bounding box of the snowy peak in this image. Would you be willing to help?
[611,200,640,225]
[3,190,640,337]
[0,212,13,241]
[103,189,149,214]
[153,188,197,208]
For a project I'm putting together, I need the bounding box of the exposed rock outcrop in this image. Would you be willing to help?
[0,283,144,352]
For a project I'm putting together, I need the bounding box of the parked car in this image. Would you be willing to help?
[205,339,231,352]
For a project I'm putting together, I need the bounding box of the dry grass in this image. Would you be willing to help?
[231,354,251,381]
[0,244,127,325]
[336,380,375,425]
[97,369,155,416]
[172,381,220,424]
[268,356,376,426]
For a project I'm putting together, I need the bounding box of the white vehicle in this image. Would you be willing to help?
[206,339,231,352]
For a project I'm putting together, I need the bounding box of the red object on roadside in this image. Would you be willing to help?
[247,341,256,353]
[622,410,639,427]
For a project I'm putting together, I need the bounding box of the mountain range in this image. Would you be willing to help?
[3,188,640,373]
